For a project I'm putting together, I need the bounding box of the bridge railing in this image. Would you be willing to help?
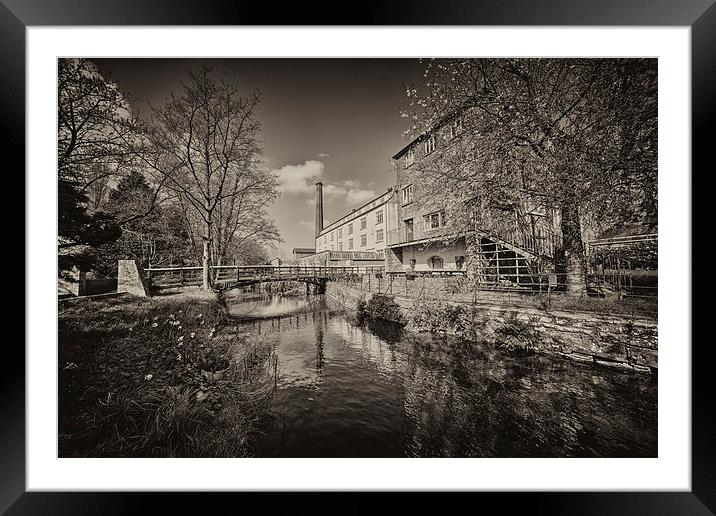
[146,265,385,288]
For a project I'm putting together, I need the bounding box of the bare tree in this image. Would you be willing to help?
[402,58,657,294]
[127,65,277,290]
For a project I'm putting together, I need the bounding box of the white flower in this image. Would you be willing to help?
[151,322,158,328]
[189,333,195,338]
[144,374,153,380]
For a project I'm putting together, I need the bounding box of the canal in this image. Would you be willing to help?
[226,293,657,458]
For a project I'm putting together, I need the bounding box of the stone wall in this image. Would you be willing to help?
[117,259,150,297]
[325,281,658,374]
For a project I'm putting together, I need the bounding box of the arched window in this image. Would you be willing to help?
[429,256,443,270]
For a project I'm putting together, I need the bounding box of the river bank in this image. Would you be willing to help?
[58,293,276,457]
[325,282,658,375]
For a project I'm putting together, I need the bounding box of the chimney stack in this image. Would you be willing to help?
[315,181,324,238]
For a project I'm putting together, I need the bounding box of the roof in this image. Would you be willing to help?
[292,247,316,253]
[392,105,470,160]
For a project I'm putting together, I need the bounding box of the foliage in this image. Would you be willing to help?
[58,58,135,272]
[402,58,658,292]
[410,300,475,340]
[58,177,122,274]
[58,295,276,457]
[493,313,540,354]
[93,171,195,276]
[365,294,406,325]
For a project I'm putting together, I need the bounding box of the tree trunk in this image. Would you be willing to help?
[202,235,212,291]
[560,200,587,296]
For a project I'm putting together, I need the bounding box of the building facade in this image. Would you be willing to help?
[314,187,398,257]
[385,112,471,273]
[291,247,316,263]
[385,107,562,286]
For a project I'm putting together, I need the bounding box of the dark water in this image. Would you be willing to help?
[226,294,657,458]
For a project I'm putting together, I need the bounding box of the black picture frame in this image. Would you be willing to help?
[2,1,706,513]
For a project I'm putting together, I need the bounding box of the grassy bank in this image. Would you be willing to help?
[58,293,276,457]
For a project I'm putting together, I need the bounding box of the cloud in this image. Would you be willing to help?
[317,152,330,159]
[322,181,376,206]
[274,160,324,194]
[346,188,377,205]
[273,159,377,209]
[299,220,314,228]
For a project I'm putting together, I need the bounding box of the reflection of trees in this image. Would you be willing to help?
[398,339,657,457]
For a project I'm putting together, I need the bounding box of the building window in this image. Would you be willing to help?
[455,256,465,270]
[402,184,413,205]
[450,117,463,138]
[339,242,343,251]
[360,234,367,247]
[424,210,446,229]
[424,135,436,155]
[348,238,353,249]
[409,259,416,270]
[331,232,334,240]
[376,211,383,224]
[376,229,384,242]
[348,223,353,235]
[404,148,414,167]
[360,217,367,230]
[338,228,342,238]
[429,256,444,270]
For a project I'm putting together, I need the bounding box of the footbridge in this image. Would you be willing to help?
[146,265,384,292]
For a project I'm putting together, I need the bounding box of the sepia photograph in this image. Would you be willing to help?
[57,57,658,459]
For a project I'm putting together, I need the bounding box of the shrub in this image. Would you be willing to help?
[493,313,539,354]
[365,294,406,325]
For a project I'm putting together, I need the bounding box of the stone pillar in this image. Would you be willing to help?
[117,259,150,297]
[465,231,482,280]
[384,246,403,273]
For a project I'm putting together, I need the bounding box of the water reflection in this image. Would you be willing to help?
[227,294,657,458]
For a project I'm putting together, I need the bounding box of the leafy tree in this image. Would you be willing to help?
[402,58,657,293]
[58,59,135,273]
[94,171,194,277]
[58,177,121,274]
[58,58,135,195]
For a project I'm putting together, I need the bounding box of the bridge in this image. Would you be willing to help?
[146,265,385,292]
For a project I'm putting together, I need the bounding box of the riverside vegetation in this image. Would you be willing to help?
[58,294,276,457]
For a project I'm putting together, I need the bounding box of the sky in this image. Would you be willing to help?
[92,58,425,260]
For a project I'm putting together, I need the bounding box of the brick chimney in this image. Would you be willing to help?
[315,181,324,238]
